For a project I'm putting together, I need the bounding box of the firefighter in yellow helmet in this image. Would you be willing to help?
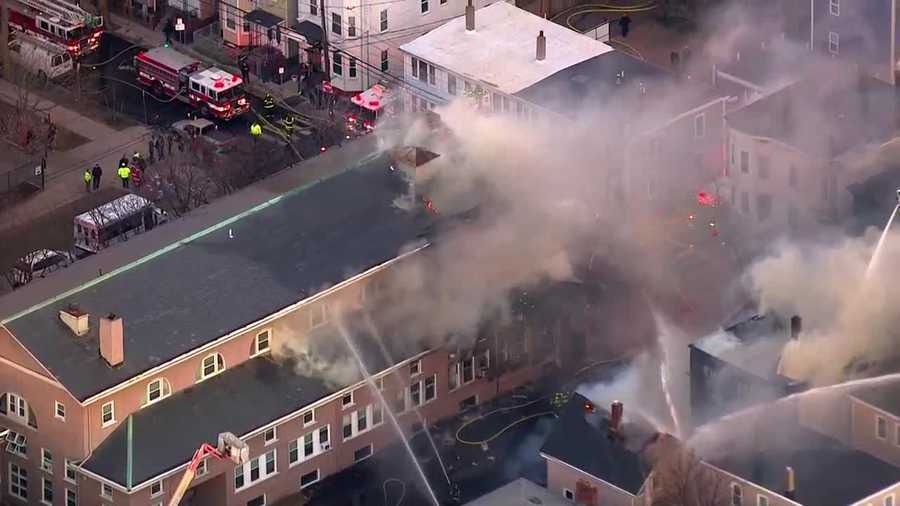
[83,167,93,193]
[250,121,263,144]
[281,114,295,136]
[117,163,131,189]
[263,93,276,119]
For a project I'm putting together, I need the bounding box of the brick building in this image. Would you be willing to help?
[0,155,566,506]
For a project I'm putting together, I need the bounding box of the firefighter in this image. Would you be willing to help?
[282,114,295,136]
[83,167,93,193]
[118,163,131,189]
[263,93,276,118]
[250,121,263,144]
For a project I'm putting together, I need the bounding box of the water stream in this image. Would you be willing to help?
[334,309,440,506]
[866,203,899,279]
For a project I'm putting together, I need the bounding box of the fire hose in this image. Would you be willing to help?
[455,397,555,446]
[553,1,657,60]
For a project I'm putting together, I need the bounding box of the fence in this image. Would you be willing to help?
[0,158,46,195]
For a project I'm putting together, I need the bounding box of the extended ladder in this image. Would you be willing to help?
[18,0,91,26]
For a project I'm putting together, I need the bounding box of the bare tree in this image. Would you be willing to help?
[0,48,56,158]
[649,441,729,506]
[153,149,211,216]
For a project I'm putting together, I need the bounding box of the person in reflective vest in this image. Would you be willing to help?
[282,114,295,135]
[250,121,262,141]
[83,168,92,193]
[263,93,276,118]
[118,164,131,189]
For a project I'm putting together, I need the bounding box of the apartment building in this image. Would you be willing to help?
[220,0,318,65]
[0,152,558,506]
[723,70,900,243]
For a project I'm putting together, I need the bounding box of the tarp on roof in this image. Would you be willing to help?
[351,83,392,112]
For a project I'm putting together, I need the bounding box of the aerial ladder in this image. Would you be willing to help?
[167,432,249,506]
[18,0,103,27]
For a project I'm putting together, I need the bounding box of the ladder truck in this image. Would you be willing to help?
[8,0,104,56]
[134,47,250,121]
[167,433,249,506]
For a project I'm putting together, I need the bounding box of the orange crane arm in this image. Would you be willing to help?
[166,443,224,506]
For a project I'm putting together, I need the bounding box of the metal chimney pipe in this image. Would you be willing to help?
[609,400,623,433]
[790,315,802,340]
[465,0,475,31]
[785,466,796,499]
[536,30,546,61]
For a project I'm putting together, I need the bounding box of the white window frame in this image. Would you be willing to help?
[42,448,53,473]
[254,329,271,355]
[101,482,114,500]
[877,415,888,439]
[886,494,896,506]
[264,427,277,445]
[300,469,320,489]
[563,488,574,502]
[310,304,329,328]
[829,0,839,16]
[42,477,53,505]
[234,449,277,492]
[146,377,171,405]
[9,462,28,500]
[694,113,706,138]
[101,401,115,427]
[150,480,163,498]
[309,0,317,15]
[65,459,77,483]
[341,391,354,409]
[200,353,225,380]
[7,392,27,421]
[302,409,316,427]
[342,404,381,441]
[353,443,373,463]
[379,9,388,32]
[409,359,421,377]
[195,458,209,477]
[449,362,460,391]
[828,31,839,55]
[349,58,357,78]
[55,401,66,421]
[757,495,769,506]
[461,356,476,384]
[347,15,356,37]
[290,424,331,466]
[731,482,742,506]
[420,0,428,14]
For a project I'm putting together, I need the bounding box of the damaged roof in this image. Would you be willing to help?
[694,313,790,380]
[709,422,900,506]
[2,155,428,401]
[540,392,657,495]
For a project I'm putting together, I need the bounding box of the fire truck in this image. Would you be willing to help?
[8,0,103,56]
[134,47,250,121]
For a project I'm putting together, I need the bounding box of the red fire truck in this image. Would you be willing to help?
[8,0,103,56]
[134,47,250,121]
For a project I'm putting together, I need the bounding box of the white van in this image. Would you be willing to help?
[9,36,73,80]
[74,194,167,254]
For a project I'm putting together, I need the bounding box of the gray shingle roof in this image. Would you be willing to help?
[3,157,427,401]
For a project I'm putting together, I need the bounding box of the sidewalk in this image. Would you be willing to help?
[0,79,149,232]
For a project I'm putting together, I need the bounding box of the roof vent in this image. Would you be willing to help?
[465,0,475,31]
[59,304,89,336]
[536,30,546,61]
[100,314,124,367]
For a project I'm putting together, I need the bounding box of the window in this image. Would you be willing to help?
[342,405,379,440]
[331,13,342,36]
[303,410,315,426]
[332,52,343,76]
[886,495,895,506]
[309,0,317,15]
[462,357,475,383]
[42,448,53,473]
[477,349,490,370]
[694,114,705,138]
[349,58,357,78]
[247,495,265,506]
[347,16,356,37]
[756,194,772,221]
[877,416,888,439]
[10,463,27,500]
[311,304,329,328]
[410,381,422,407]
[254,330,271,355]
[828,32,839,55]
[342,392,354,407]
[264,427,277,445]
[225,5,236,29]
[42,477,54,505]
[380,49,389,72]
[731,483,743,506]
[150,480,163,498]
[290,425,331,465]
[66,489,77,506]
[830,0,839,16]
[354,444,373,462]
[758,156,770,179]
[101,483,113,500]
[449,363,459,390]
[7,392,27,420]
[200,353,225,380]
[410,360,421,376]
[234,450,277,491]
[301,469,320,488]
[421,0,428,13]
[564,488,574,501]
[418,60,428,83]
[411,57,419,78]
[380,9,388,31]
[101,401,115,427]
[757,495,769,506]
[740,151,749,174]
[196,459,208,477]
[788,164,798,188]
[65,460,76,483]
[146,378,172,405]
[424,375,436,402]
[55,401,66,420]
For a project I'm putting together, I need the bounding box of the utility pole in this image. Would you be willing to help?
[319,0,330,80]
[0,0,10,81]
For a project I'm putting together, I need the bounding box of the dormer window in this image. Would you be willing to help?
[199,353,226,381]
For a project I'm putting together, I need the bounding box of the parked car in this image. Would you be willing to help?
[74,193,167,254]
[6,249,72,289]
[9,35,74,81]
[171,118,238,155]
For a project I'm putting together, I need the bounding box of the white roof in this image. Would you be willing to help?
[75,193,153,227]
[464,479,570,506]
[192,67,243,90]
[141,47,200,72]
[400,1,612,94]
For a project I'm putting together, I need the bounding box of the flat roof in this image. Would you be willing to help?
[710,423,900,506]
[400,1,612,94]
[464,478,570,506]
[3,154,428,401]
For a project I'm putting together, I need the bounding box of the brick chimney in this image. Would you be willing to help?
[465,0,475,31]
[99,314,124,367]
[536,30,546,61]
[608,400,623,440]
[59,304,89,336]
